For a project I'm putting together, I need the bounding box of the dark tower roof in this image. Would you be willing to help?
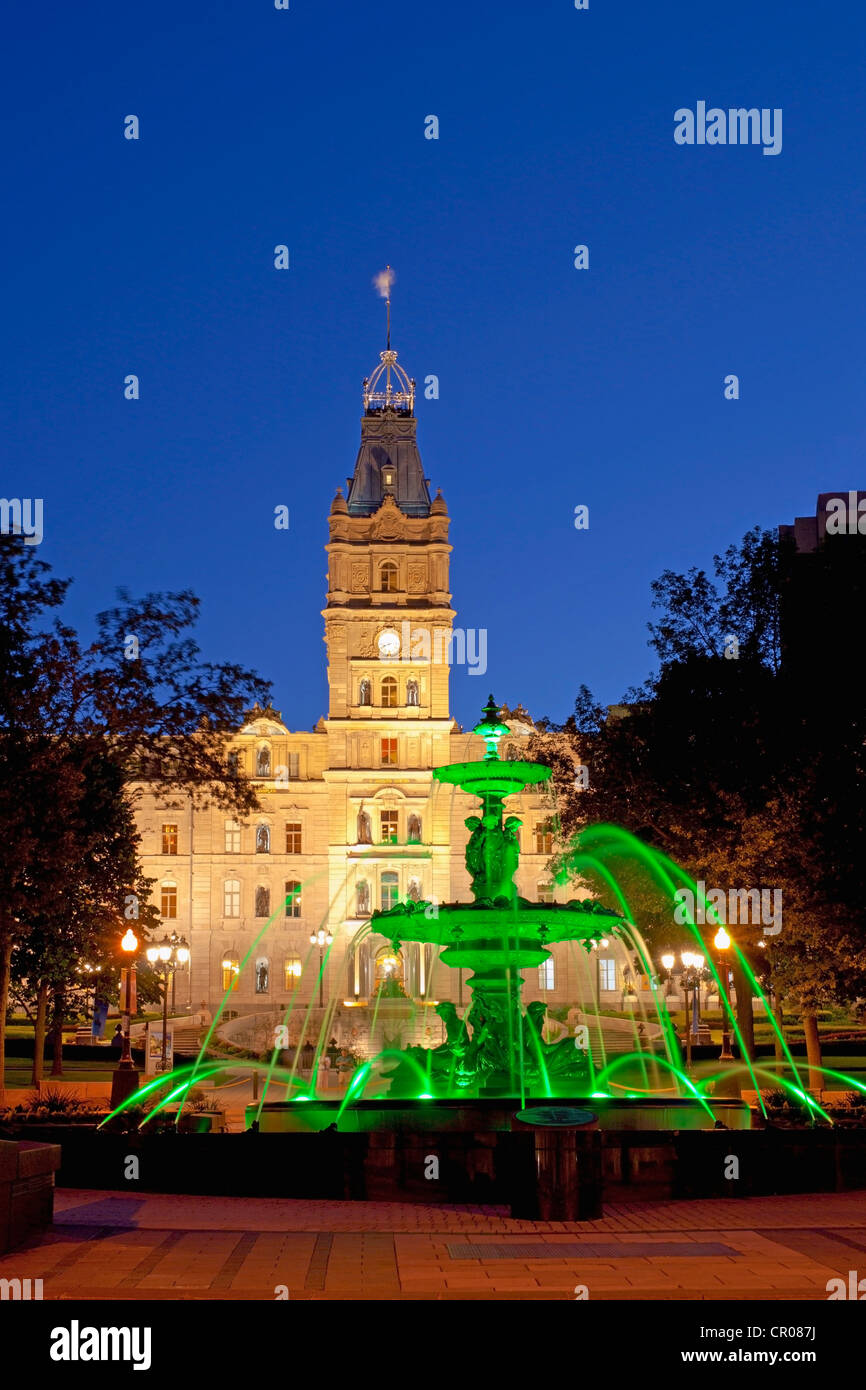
[346,350,431,517]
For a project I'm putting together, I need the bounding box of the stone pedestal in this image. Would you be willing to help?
[0,1140,62,1254]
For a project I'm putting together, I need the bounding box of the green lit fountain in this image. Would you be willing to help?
[371,696,628,1099]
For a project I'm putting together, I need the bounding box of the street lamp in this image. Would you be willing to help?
[680,950,705,1066]
[713,926,734,1060]
[310,928,334,1008]
[661,952,675,995]
[146,932,190,1071]
[110,927,141,1108]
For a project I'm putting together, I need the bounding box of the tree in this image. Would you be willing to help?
[0,535,270,1091]
[530,523,866,1072]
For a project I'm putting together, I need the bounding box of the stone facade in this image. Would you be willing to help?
[132,354,580,1036]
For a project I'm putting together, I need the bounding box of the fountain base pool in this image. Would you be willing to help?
[246,1096,751,1133]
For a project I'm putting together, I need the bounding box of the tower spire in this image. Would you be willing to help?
[385,262,391,351]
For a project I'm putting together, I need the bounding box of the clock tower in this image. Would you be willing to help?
[323,348,455,739]
[323,345,457,971]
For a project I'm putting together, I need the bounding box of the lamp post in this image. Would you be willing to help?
[660,952,675,996]
[146,932,190,1071]
[310,928,333,1008]
[110,928,141,1108]
[680,951,704,1066]
[714,926,734,1060]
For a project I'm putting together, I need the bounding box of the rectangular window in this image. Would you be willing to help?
[287,752,300,780]
[381,872,399,912]
[224,819,240,853]
[285,881,301,918]
[284,957,302,990]
[537,882,554,903]
[535,821,554,855]
[162,824,178,855]
[222,957,239,992]
[224,880,240,918]
[538,958,555,990]
[599,958,616,992]
[227,750,240,776]
[381,737,397,766]
[380,810,399,843]
[160,886,177,919]
[285,821,302,854]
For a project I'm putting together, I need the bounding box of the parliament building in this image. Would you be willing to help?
[132,346,587,1052]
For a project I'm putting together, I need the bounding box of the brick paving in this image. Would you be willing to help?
[0,1188,863,1300]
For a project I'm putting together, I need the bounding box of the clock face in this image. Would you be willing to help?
[378,629,400,659]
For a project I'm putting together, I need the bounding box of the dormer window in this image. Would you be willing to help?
[383,468,395,488]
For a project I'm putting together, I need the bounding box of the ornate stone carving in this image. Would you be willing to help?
[351,563,369,592]
[407,564,427,592]
[370,496,406,541]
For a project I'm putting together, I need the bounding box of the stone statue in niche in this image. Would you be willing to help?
[406,678,419,706]
[357,811,372,844]
[359,679,371,706]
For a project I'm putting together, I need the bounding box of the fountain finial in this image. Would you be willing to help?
[473,695,510,761]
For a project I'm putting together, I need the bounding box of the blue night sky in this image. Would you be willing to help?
[3,0,864,731]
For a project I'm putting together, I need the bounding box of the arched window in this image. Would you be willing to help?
[285,880,301,918]
[380,562,399,593]
[381,872,399,911]
[407,814,422,843]
[256,746,271,777]
[224,879,240,918]
[256,825,270,854]
[255,886,270,918]
[381,676,398,708]
[255,957,270,994]
[406,678,419,706]
[359,678,372,706]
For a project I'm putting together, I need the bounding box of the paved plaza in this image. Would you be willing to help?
[2,1188,864,1301]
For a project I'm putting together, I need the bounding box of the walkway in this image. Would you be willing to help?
[2,1189,863,1299]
